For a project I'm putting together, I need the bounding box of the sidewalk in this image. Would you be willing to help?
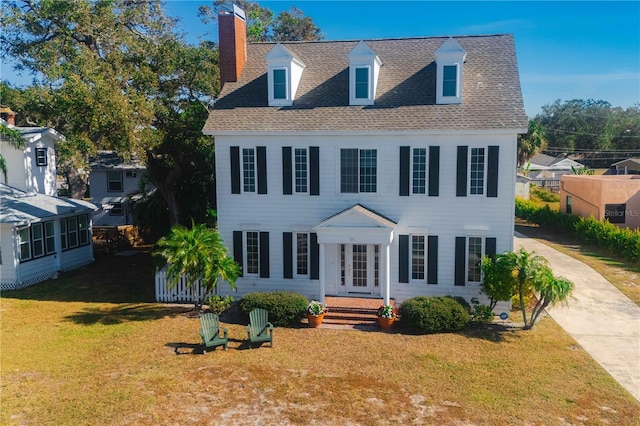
[514,232,640,402]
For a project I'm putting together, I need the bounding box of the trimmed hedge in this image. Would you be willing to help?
[398,296,470,334]
[238,291,308,327]
[515,198,640,263]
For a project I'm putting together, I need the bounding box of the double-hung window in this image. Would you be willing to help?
[340,149,377,193]
[294,148,308,193]
[412,148,427,194]
[45,221,55,255]
[110,202,124,216]
[35,148,47,166]
[67,216,79,248]
[467,236,483,283]
[18,228,31,261]
[295,232,309,277]
[31,223,44,258]
[245,231,259,275]
[470,148,485,195]
[242,148,256,193]
[411,235,425,280]
[107,171,123,192]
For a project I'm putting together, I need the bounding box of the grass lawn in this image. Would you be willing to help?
[2,248,639,425]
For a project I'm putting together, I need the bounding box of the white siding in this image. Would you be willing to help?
[214,132,518,304]
[1,137,57,196]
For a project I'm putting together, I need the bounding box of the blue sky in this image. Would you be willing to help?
[4,1,639,117]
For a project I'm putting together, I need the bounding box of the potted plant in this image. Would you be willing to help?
[377,304,398,331]
[306,300,326,328]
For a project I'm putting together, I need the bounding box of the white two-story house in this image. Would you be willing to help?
[202,5,527,306]
[0,110,97,290]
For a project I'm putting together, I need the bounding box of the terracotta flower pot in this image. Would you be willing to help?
[378,316,395,331]
[306,312,325,328]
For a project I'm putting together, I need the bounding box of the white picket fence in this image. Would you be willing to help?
[155,268,209,303]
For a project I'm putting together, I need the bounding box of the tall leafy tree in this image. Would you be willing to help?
[0,123,27,181]
[154,223,240,310]
[1,0,219,225]
[202,1,324,42]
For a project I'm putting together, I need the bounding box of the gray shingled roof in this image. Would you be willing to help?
[89,151,146,170]
[0,184,98,226]
[203,35,528,134]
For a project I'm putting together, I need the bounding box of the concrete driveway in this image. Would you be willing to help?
[514,232,640,402]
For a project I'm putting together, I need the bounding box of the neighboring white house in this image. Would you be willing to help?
[1,118,98,290]
[200,6,528,306]
[89,151,147,226]
[525,153,585,179]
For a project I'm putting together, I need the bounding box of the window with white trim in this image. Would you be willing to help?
[411,235,425,280]
[467,236,483,283]
[470,148,485,195]
[412,148,427,194]
[340,149,377,193]
[242,148,256,193]
[295,232,309,277]
[35,148,47,166]
[78,215,89,246]
[18,227,31,261]
[67,216,79,248]
[442,65,458,97]
[355,67,369,99]
[60,219,67,250]
[294,148,308,193]
[45,221,55,255]
[32,223,44,258]
[245,231,259,275]
[107,171,123,192]
[273,68,287,100]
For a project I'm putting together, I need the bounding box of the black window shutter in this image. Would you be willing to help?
[283,232,293,279]
[310,146,320,196]
[455,236,466,286]
[257,146,267,194]
[230,146,241,194]
[427,235,438,284]
[485,237,497,260]
[456,146,468,197]
[487,146,499,198]
[282,147,292,195]
[428,146,440,196]
[310,232,319,279]
[399,146,410,196]
[233,231,243,276]
[399,234,409,283]
[259,231,269,278]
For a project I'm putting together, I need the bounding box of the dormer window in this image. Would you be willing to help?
[355,67,369,99]
[348,41,381,106]
[435,38,466,104]
[266,44,306,107]
[273,69,287,99]
[442,65,458,97]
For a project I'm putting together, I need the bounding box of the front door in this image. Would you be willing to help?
[341,244,379,294]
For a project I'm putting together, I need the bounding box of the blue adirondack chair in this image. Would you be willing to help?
[199,312,228,353]
[246,308,273,348]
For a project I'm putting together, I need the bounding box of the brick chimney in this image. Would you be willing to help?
[218,4,247,86]
[0,107,16,126]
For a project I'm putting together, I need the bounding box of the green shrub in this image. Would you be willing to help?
[398,296,470,333]
[469,297,494,324]
[238,291,308,326]
[206,295,234,315]
[531,186,559,203]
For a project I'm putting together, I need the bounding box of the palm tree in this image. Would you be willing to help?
[154,222,240,310]
[502,248,551,326]
[527,268,574,329]
[0,123,27,181]
[517,119,547,169]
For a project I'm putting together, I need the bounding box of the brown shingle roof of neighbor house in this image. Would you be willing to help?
[203,35,528,134]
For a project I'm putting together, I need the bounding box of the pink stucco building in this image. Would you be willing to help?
[559,175,640,230]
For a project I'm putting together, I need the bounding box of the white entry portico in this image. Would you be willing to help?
[313,204,396,305]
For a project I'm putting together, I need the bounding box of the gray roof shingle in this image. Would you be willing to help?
[203,35,528,134]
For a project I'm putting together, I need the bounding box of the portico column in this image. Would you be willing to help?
[384,243,390,305]
[319,243,326,305]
